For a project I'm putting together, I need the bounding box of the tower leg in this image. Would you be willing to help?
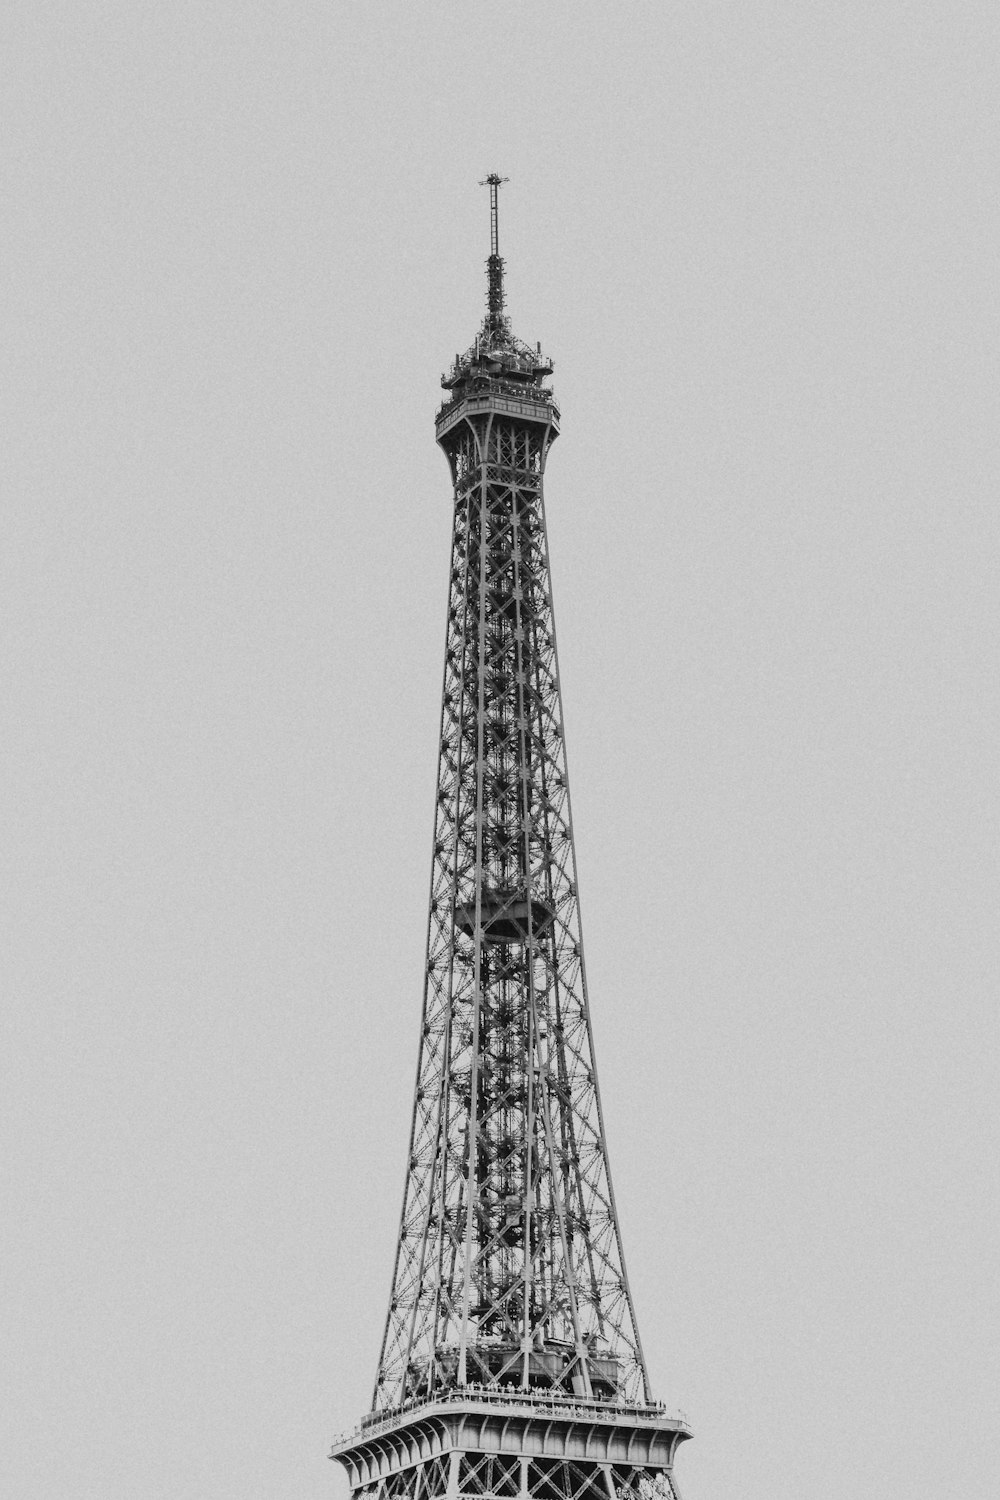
[446,1450,461,1500]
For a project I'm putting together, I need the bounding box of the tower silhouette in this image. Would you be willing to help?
[332,178,691,1500]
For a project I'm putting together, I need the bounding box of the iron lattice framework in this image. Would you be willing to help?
[332,178,690,1500]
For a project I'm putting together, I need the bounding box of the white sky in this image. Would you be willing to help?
[2,5,997,1499]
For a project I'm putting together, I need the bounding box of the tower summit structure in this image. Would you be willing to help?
[332,179,691,1500]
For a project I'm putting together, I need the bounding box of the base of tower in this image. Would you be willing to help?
[331,1390,691,1500]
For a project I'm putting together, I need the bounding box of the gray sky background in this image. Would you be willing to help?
[2,5,997,1499]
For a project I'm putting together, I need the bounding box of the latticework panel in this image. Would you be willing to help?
[351,1457,452,1500]
[374,404,648,1414]
[348,1457,679,1500]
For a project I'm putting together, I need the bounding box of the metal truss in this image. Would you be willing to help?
[353,1452,681,1500]
[372,283,649,1416]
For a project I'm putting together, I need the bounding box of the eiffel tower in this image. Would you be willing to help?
[331,177,691,1500]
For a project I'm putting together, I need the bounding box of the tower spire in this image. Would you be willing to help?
[480,172,509,337]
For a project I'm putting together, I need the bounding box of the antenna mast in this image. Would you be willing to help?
[480,172,509,336]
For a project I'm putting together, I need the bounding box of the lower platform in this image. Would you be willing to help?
[331,1390,691,1500]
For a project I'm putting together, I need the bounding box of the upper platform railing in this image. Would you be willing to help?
[331,1384,689,1452]
[436,382,561,438]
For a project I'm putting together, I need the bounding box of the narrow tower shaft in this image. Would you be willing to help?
[377,370,646,1406]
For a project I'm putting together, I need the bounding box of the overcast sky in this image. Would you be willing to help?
[2,5,997,1500]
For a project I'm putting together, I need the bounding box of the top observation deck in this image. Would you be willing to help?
[435,342,560,444]
[436,173,559,446]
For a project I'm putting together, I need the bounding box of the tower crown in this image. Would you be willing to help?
[439,175,555,430]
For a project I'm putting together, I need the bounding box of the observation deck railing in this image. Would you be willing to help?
[436,384,560,434]
[332,1384,689,1450]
